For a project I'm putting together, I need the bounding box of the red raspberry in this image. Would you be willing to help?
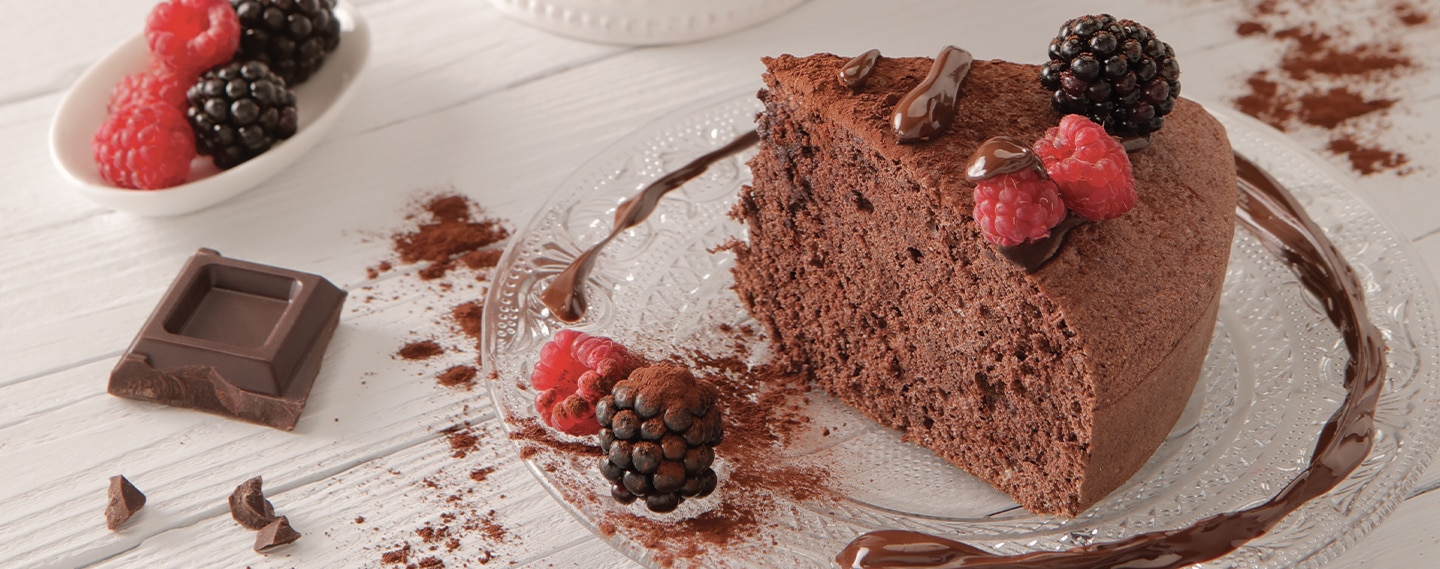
[1033,114,1137,221]
[108,68,189,113]
[972,169,1067,247]
[145,0,241,78]
[92,102,196,190]
[531,330,638,436]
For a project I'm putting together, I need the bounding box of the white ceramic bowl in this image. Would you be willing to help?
[488,0,807,45]
[49,1,370,217]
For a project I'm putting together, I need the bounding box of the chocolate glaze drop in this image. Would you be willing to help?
[997,216,1085,273]
[965,136,1044,181]
[836,154,1388,568]
[893,46,974,143]
[840,49,882,90]
[539,130,761,322]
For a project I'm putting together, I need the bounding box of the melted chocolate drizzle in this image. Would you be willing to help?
[836,154,1388,568]
[539,130,761,322]
[997,216,1084,273]
[965,136,1043,181]
[893,46,974,143]
[840,49,882,90]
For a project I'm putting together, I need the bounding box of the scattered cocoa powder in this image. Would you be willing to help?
[381,543,411,564]
[437,365,478,389]
[446,429,479,459]
[460,249,503,270]
[355,516,366,524]
[469,467,495,483]
[398,340,444,360]
[507,418,604,458]
[414,557,445,568]
[1231,0,1430,175]
[451,301,484,341]
[392,195,510,279]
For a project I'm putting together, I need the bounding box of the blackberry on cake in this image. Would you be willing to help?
[185,61,298,169]
[595,364,721,513]
[231,0,342,86]
[1039,14,1181,137]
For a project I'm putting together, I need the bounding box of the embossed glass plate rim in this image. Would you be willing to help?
[480,90,1440,569]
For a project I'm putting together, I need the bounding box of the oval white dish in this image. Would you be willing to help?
[49,1,370,217]
[487,0,807,45]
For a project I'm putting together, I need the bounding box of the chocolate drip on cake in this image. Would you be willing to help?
[892,46,973,143]
[839,49,881,90]
[539,130,759,322]
[835,156,1388,569]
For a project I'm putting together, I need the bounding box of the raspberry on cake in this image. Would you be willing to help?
[1034,114,1137,221]
[729,45,1235,516]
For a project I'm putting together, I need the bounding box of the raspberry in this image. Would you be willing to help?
[596,364,722,513]
[92,102,196,190]
[972,169,1067,247]
[1033,114,1136,221]
[108,68,190,113]
[146,0,241,78]
[531,330,638,436]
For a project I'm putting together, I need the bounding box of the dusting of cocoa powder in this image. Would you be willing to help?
[398,340,444,360]
[1231,0,1430,175]
[437,365,478,389]
[392,195,510,279]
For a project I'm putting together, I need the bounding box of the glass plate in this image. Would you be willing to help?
[481,91,1440,568]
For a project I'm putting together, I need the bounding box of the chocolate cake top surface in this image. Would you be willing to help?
[760,53,1237,408]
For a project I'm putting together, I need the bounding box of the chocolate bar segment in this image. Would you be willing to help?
[108,249,347,430]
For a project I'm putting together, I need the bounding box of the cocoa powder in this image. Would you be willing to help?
[398,340,443,360]
[392,195,510,278]
[1231,0,1430,175]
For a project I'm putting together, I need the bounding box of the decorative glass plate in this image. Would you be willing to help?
[482,91,1440,568]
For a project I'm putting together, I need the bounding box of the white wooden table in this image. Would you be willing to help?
[4,0,1439,567]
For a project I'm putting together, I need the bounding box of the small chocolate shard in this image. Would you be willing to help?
[105,475,146,531]
[229,476,278,530]
[254,516,301,552]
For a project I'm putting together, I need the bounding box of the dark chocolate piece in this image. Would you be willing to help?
[836,157,1387,568]
[254,516,301,552]
[229,476,278,530]
[107,248,347,430]
[540,130,760,322]
[839,48,881,89]
[104,475,146,531]
[892,46,973,143]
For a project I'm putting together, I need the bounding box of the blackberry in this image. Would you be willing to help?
[595,364,722,513]
[1039,14,1181,138]
[186,61,298,169]
[231,0,341,86]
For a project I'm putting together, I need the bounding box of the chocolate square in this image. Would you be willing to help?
[108,249,347,430]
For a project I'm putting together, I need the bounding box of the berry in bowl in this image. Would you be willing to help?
[50,0,369,216]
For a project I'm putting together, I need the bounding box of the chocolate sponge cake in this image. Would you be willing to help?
[728,53,1236,516]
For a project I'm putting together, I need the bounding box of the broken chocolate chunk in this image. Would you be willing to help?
[254,516,301,552]
[105,475,146,530]
[229,476,278,530]
[107,248,347,430]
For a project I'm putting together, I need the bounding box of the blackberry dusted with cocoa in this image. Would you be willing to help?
[186,60,298,169]
[596,364,722,513]
[231,0,341,86]
[1040,14,1180,137]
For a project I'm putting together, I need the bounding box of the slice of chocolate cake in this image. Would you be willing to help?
[728,53,1236,516]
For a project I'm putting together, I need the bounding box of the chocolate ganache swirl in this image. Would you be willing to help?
[539,130,760,322]
[836,155,1388,569]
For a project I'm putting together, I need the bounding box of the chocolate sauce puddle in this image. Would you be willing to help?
[837,154,1388,568]
[539,130,760,322]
